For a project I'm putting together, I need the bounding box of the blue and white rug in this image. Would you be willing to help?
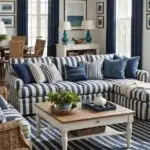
[26,117,150,150]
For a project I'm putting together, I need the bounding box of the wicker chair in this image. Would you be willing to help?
[9,41,24,58]
[24,39,45,58]
[0,121,31,150]
[12,36,26,45]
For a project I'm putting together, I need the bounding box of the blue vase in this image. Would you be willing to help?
[86,30,92,43]
[62,30,68,44]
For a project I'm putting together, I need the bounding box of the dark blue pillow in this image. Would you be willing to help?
[125,56,140,78]
[65,64,88,82]
[12,63,35,84]
[104,58,127,79]
[114,55,140,78]
[0,96,8,109]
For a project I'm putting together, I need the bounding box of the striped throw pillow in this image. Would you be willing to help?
[28,63,47,83]
[103,58,127,79]
[65,64,88,82]
[81,59,104,80]
[0,107,6,123]
[42,64,63,83]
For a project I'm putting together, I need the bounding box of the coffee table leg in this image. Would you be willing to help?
[62,131,68,150]
[36,114,41,137]
[126,122,132,148]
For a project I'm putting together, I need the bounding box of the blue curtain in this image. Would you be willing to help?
[131,0,143,69]
[47,0,59,56]
[106,0,116,54]
[17,0,28,37]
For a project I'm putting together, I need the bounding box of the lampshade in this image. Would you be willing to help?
[81,20,95,30]
[0,21,7,35]
[60,21,71,31]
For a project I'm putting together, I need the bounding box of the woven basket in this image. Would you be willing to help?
[0,121,31,150]
[0,86,8,100]
[70,126,106,136]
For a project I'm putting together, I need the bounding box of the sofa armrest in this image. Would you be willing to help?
[0,121,31,150]
[6,74,24,90]
[136,70,149,82]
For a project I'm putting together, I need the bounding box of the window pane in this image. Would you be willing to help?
[116,0,132,57]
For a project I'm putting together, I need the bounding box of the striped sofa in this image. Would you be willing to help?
[6,54,150,120]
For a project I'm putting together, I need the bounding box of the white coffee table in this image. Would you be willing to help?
[34,102,134,150]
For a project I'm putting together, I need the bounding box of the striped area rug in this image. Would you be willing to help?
[26,116,150,150]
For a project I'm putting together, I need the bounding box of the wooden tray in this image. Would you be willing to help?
[50,106,76,116]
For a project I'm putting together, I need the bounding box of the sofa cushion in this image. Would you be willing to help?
[54,81,84,94]
[12,63,35,84]
[65,64,88,82]
[42,64,63,83]
[103,58,127,79]
[0,95,9,109]
[107,79,150,102]
[76,80,114,94]
[18,83,58,98]
[0,107,6,123]
[18,81,83,98]
[28,63,47,83]
[53,55,87,79]
[3,105,30,138]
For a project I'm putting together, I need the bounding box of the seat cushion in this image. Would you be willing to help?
[54,81,84,94]
[18,83,57,98]
[76,80,114,94]
[107,79,150,102]
[18,81,83,98]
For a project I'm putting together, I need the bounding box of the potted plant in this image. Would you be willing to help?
[48,91,80,110]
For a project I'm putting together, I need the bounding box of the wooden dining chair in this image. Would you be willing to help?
[12,36,26,47]
[9,41,24,58]
[24,39,45,58]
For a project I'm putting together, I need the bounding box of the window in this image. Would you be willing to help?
[116,0,132,57]
[28,0,48,56]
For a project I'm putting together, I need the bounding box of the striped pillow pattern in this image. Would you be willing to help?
[81,59,104,80]
[103,58,127,79]
[42,63,63,83]
[65,64,88,82]
[28,63,47,83]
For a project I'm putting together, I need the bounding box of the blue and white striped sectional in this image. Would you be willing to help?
[6,54,150,120]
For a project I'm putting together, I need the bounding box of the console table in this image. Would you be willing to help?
[56,44,100,57]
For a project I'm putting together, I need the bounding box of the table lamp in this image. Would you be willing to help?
[81,20,95,43]
[0,21,7,42]
[60,21,71,44]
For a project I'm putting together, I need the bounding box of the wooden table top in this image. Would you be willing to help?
[35,102,134,124]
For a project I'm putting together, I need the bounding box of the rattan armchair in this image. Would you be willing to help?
[24,39,45,58]
[0,121,31,150]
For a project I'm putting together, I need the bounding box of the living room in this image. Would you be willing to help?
[0,0,150,150]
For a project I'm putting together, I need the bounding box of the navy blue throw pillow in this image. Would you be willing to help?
[12,63,35,84]
[0,96,8,109]
[103,58,127,79]
[114,55,140,78]
[65,64,88,82]
[125,56,140,78]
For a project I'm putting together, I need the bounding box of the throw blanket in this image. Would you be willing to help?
[120,80,150,98]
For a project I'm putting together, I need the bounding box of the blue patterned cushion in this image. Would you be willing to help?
[12,63,35,84]
[114,55,140,78]
[103,58,127,79]
[0,107,6,123]
[65,64,88,82]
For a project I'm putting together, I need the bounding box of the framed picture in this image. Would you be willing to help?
[146,14,150,29]
[97,16,104,28]
[0,15,15,27]
[147,0,150,12]
[65,0,87,30]
[0,1,15,13]
[96,2,104,14]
